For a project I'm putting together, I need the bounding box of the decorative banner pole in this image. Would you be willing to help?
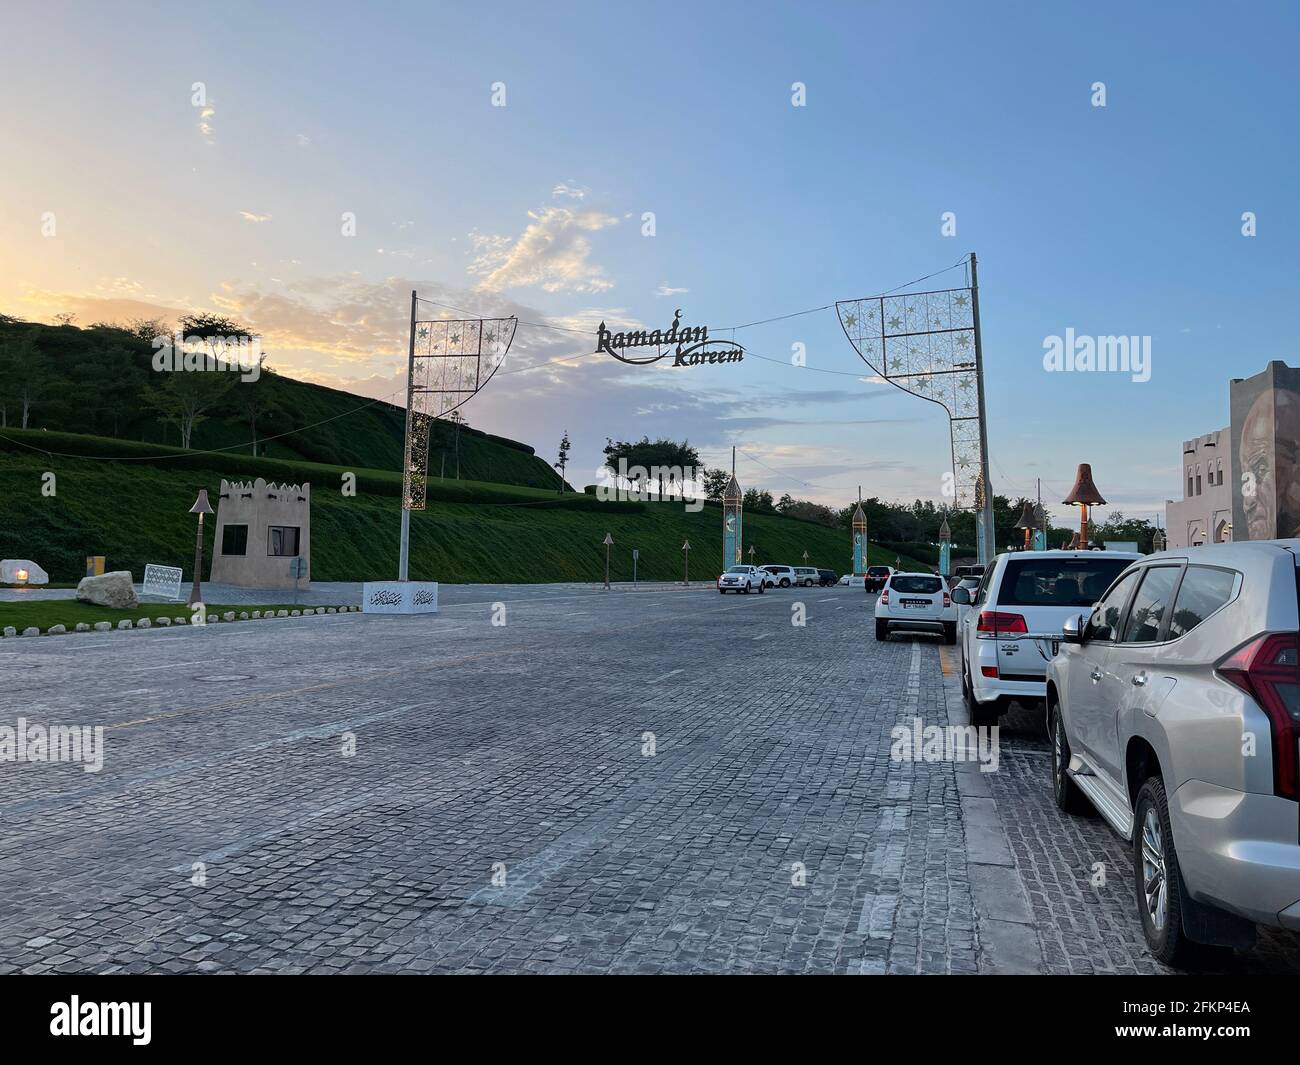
[722,446,743,570]
[603,532,613,589]
[938,514,952,577]
[398,290,516,580]
[851,487,867,576]
[837,253,996,564]
[682,539,691,586]
[1062,463,1106,549]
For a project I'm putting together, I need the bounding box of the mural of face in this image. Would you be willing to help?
[1240,390,1275,540]
[1276,387,1300,537]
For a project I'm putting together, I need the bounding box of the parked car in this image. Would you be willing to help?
[717,565,769,594]
[951,575,982,599]
[816,569,838,586]
[762,564,798,588]
[874,572,957,643]
[864,565,893,593]
[792,566,820,587]
[839,574,866,588]
[954,550,1141,727]
[1047,540,1300,965]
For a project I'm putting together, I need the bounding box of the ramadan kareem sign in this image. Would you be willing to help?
[596,310,743,368]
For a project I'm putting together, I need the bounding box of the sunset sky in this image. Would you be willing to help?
[4,0,1299,527]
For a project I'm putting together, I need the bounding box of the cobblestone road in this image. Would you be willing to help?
[1,583,1297,974]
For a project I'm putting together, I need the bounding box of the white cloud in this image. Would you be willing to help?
[468,206,620,295]
[239,211,272,223]
[656,282,689,297]
[551,182,589,200]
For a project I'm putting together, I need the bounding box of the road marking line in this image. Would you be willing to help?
[752,633,770,641]
[650,669,684,683]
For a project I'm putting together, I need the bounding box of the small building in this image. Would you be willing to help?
[1164,429,1232,548]
[210,478,311,589]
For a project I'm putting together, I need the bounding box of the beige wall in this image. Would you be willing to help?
[210,478,311,589]
[1165,429,1232,548]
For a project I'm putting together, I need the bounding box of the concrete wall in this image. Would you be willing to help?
[210,478,311,589]
[1165,428,1232,548]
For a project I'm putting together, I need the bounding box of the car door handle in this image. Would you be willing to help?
[1089,669,1103,682]
[1131,671,1148,687]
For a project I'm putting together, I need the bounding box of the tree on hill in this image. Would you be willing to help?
[230,358,281,456]
[554,429,571,494]
[702,467,731,501]
[143,370,235,448]
[88,343,147,436]
[1,330,62,429]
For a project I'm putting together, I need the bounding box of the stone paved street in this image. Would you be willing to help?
[1,583,1298,974]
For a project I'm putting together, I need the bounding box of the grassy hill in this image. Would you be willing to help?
[0,318,564,488]
[0,429,927,583]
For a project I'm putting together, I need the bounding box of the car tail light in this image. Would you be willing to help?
[943,591,951,608]
[880,588,889,604]
[1216,633,1300,801]
[981,665,999,679]
[976,610,1027,635]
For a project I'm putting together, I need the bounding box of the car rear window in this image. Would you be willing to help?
[1167,566,1238,639]
[867,567,890,576]
[891,576,942,594]
[997,557,1132,607]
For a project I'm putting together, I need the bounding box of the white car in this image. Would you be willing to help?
[954,549,1142,726]
[762,565,798,588]
[839,574,866,588]
[874,572,957,643]
[791,566,820,587]
[717,565,770,594]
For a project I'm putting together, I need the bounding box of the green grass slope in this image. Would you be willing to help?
[0,319,563,488]
[0,430,926,583]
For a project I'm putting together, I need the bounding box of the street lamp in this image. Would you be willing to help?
[188,489,214,607]
[1062,463,1106,550]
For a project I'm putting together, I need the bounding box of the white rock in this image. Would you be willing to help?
[75,623,90,632]
[155,617,171,627]
[2,626,15,637]
[93,621,112,632]
[206,614,217,624]
[137,618,151,628]
[276,610,288,618]
[239,612,248,620]
[303,608,314,616]
[76,570,139,609]
[47,624,66,635]
[22,627,40,637]
[117,619,133,630]
[251,610,262,619]
[223,611,235,622]
[173,617,186,625]
[1,559,50,585]
[326,607,336,614]
[290,610,300,617]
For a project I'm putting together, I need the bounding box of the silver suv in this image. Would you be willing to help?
[1047,540,1300,965]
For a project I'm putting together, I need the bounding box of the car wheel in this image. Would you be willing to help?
[874,620,888,641]
[1133,777,1198,968]
[1049,700,1090,814]
[742,583,751,594]
[964,666,999,727]
[779,578,790,588]
[942,622,956,645]
[718,588,726,594]
[758,582,765,594]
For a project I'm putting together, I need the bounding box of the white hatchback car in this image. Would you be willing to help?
[954,550,1141,726]
[874,572,957,643]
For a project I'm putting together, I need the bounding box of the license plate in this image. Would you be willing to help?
[901,600,929,609]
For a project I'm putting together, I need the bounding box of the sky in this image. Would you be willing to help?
[3,0,1298,531]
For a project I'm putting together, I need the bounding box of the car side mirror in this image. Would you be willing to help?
[951,587,971,606]
[1061,613,1086,644]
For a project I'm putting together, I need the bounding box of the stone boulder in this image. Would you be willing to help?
[76,570,139,609]
[1,559,49,585]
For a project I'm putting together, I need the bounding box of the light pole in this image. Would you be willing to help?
[602,532,613,590]
[682,540,690,586]
[187,489,214,607]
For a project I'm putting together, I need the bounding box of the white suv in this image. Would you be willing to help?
[717,565,769,594]
[792,567,820,587]
[954,550,1141,726]
[762,565,798,588]
[874,572,957,643]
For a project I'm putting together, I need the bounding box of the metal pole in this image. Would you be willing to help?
[187,513,204,607]
[398,289,417,580]
[968,253,996,563]
[604,544,610,589]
